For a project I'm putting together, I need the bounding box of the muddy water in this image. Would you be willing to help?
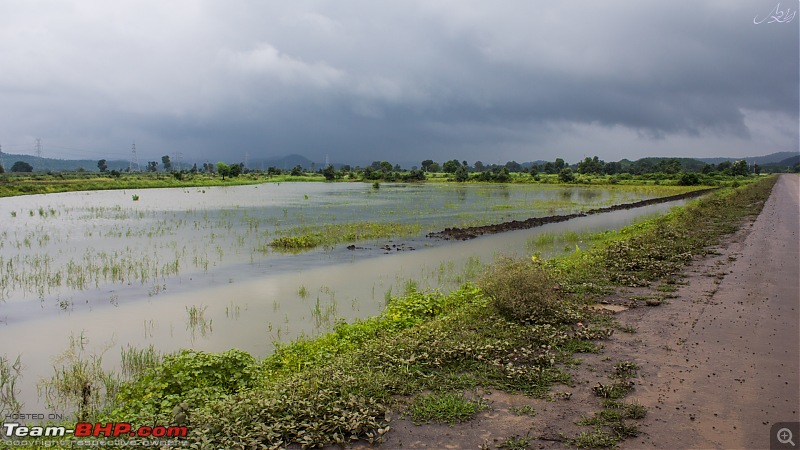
[0,182,684,413]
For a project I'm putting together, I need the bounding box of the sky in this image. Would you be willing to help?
[0,0,798,166]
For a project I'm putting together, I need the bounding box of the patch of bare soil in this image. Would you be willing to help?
[342,176,798,449]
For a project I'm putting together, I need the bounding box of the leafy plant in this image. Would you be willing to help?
[408,391,488,426]
[509,404,537,416]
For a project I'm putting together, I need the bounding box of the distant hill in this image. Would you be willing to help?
[246,154,318,171]
[696,151,798,165]
[0,153,129,172]
[2,150,797,173]
[760,154,800,170]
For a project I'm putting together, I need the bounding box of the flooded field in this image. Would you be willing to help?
[0,182,689,412]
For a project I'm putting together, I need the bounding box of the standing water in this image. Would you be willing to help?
[0,182,687,413]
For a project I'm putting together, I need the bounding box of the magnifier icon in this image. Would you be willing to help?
[778,428,796,447]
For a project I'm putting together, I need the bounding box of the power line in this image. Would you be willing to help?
[173,151,182,171]
[129,141,141,172]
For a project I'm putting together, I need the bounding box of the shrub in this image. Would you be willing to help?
[112,349,258,422]
[479,258,578,325]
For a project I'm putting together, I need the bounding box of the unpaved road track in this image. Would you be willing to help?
[624,174,799,449]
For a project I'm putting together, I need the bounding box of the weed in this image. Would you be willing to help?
[408,391,489,426]
[569,429,619,448]
[592,380,634,399]
[612,361,639,379]
[497,434,533,449]
[509,404,537,416]
[0,354,22,416]
[479,257,580,325]
[120,345,162,380]
[38,332,118,422]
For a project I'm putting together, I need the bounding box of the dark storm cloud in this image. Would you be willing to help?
[0,1,796,164]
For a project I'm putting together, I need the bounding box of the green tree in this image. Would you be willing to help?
[229,163,242,178]
[678,172,700,186]
[442,159,461,173]
[655,158,681,174]
[146,161,158,172]
[162,155,172,172]
[379,161,393,173]
[730,160,749,177]
[454,165,469,182]
[495,167,511,182]
[216,162,231,180]
[97,159,108,172]
[290,165,303,176]
[0,163,5,174]
[322,164,336,181]
[505,161,522,172]
[11,161,33,172]
[473,161,485,172]
[558,167,575,183]
[577,156,604,174]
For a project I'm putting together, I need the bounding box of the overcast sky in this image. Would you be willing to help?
[0,1,797,165]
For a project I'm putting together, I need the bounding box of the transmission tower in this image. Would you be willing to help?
[244,151,249,170]
[173,151,182,171]
[0,143,5,170]
[129,141,141,172]
[35,138,43,159]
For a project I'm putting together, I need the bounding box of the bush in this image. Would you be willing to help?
[678,172,700,186]
[112,349,258,423]
[479,258,578,325]
[558,168,575,183]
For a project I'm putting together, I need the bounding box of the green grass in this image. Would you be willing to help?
[268,222,422,251]
[497,434,534,449]
[408,391,489,425]
[509,404,537,416]
[0,172,325,198]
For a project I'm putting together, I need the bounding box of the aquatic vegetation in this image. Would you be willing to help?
[269,222,422,252]
[0,354,22,416]
[38,332,119,421]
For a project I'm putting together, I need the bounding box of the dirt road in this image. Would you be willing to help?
[623,174,800,449]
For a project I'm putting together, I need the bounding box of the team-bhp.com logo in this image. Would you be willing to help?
[3,422,188,438]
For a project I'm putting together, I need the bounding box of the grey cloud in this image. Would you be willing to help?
[0,0,796,164]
